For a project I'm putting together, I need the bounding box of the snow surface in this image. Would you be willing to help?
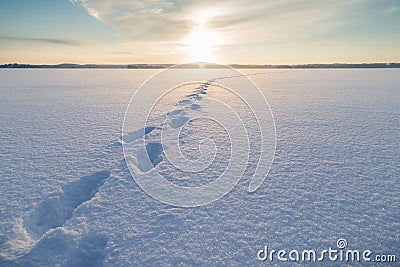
[0,69,399,266]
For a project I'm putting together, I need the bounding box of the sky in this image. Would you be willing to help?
[0,0,399,64]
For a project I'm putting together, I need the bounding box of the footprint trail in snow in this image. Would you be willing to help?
[123,81,213,174]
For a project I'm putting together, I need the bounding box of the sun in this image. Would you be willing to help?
[181,13,223,63]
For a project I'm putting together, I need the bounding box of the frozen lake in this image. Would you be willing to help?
[0,69,399,266]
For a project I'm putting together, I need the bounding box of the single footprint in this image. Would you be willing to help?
[23,171,110,240]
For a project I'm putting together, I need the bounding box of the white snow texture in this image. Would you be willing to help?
[0,69,399,266]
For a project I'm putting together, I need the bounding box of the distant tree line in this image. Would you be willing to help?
[1,63,400,69]
[229,63,400,69]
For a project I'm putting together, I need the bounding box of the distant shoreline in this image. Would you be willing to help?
[1,63,400,69]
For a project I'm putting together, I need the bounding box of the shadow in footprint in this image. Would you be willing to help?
[128,142,164,172]
[169,116,190,129]
[146,142,163,167]
[23,171,110,240]
[177,99,191,106]
[123,127,156,143]
[190,104,201,110]
[167,109,183,116]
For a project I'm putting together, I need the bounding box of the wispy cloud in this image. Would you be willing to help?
[112,51,133,54]
[0,36,84,46]
[384,6,399,14]
[70,0,188,41]
[70,0,367,46]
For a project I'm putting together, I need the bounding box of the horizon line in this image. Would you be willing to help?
[1,62,400,69]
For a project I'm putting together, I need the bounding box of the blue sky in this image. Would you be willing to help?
[0,0,399,64]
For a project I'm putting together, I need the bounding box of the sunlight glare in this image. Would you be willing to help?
[182,11,223,62]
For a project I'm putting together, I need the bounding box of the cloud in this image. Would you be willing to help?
[0,36,84,46]
[71,0,191,41]
[384,6,399,14]
[70,0,368,46]
[112,51,133,54]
